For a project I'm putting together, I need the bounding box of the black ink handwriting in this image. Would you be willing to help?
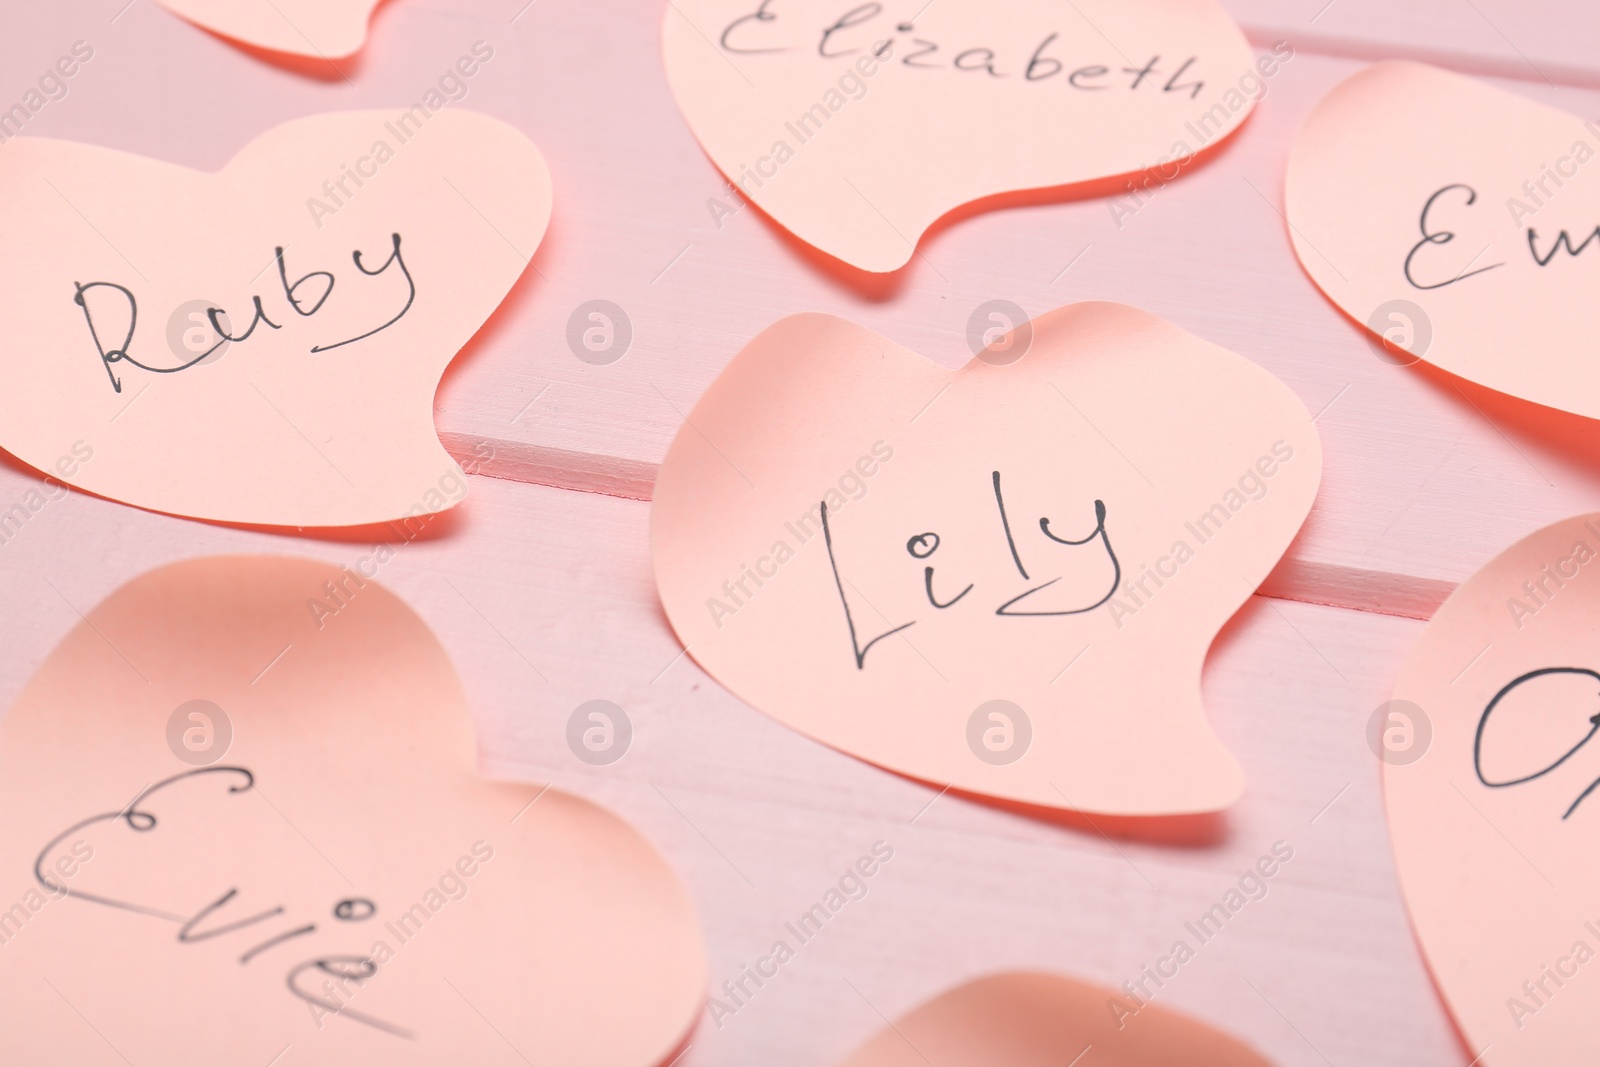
[1528,225,1600,266]
[1475,667,1600,819]
[824,470,1120,669]
[35,766,408,1039]
[1404,184,1504,290]
[717,2,1205,94]
[73,233,415,393]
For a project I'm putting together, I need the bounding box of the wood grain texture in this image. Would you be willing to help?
[9,0,1599,615]
[0,462,1456,1066]
[1229,0,1600,88]
[0,0,1589,1063]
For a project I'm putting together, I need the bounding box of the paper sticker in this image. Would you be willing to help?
[0,556,705,1065]
[1287,61,1600,417]
[651,303,1321,815]
[0,106,548,527]
[156,0,384,61]
[1388,513,1600,1066]
[834,972,1276,1066]
[663,0,1269,272]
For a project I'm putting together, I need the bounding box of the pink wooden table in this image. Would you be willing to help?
[4,1,1596,1063]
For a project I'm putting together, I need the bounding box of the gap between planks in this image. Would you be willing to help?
[433,8,1573,632]
[442,433,1456,623]
[1236,24,1600,90]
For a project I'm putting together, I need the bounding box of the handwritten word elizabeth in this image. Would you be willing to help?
[721,1,1207,97]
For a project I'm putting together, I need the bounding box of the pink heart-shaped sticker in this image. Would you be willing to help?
[0,556,705,1065]
[653,303,1322,815]
[157,0,386,61]
[0,109,549,527]
[664,0,1269,272]
[1390,512,1600,1065]
[1288,61,1600,418]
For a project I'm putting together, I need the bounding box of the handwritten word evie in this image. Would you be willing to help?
[1405,181,1600,291]
[825,469,1120,669]
[72,233,415,393]
[34,766,495,1040]
[308,837,496,1032]
[721,1,1209,97]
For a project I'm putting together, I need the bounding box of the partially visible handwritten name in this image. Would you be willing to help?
[1475,667,1600,820]
[1405,183,1598,290]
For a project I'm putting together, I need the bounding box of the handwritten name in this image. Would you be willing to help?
[35,766,459,1039]
[72,232,414,393]
[720,1,1207,97]
[823,469,1120,669]
[1406,182,1599,290]
[1475,667,1600,820]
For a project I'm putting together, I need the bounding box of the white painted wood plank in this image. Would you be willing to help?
[1228,0,1600,89]
[8,1,1600,613]
[0,464,1460,1065]
[0,4,1582,1065]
